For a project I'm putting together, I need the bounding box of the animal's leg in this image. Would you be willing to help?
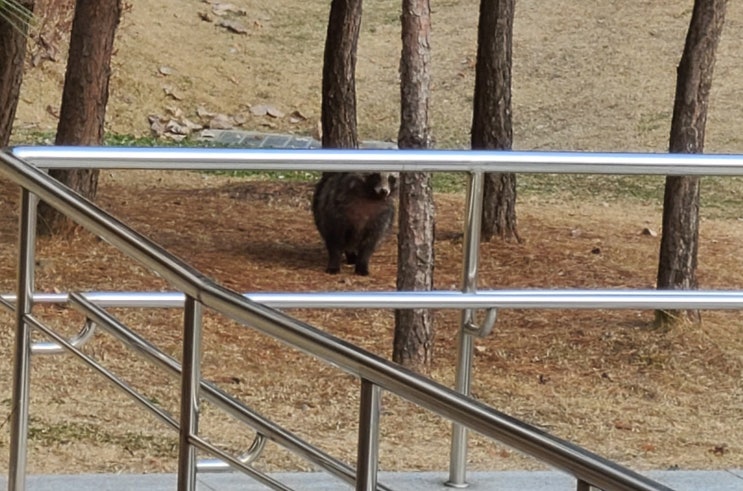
[326,247,343,274]
[353,208,393,276]
[353,245,374,276]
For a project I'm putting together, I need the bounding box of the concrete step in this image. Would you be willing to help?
[2,469,741,490]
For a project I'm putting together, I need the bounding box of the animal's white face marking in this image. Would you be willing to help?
[371,172,397,198]
[375,182,391,197]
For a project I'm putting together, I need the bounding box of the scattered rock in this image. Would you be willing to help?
[162,85,184,101]
[217,19,249,34]
[148,113,203,141]
[208,1,248,16]
[288,109,308,124]
[209,113,235,129]
[196,106,216,118]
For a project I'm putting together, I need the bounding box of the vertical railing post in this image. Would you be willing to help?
[177,296,203,491]
[356,379,381,491]
[8,190,38,491]
[447,171,485,488]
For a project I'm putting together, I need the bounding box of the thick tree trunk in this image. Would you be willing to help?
[394,0,435,371]
[38,0,122,235]
[0,0,35,148]
[656,0,727,326]
[472,0,519,243]
[321,0,362,150]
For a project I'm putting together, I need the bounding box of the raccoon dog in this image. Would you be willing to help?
[312,172,398,276]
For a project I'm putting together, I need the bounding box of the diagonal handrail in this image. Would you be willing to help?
[68,292,393,490]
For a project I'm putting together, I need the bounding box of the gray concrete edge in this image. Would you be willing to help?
[2,469,742,490]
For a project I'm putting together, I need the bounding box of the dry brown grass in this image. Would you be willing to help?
[13,0,743,151]
[2,0,743,478]
[0,171,742,475]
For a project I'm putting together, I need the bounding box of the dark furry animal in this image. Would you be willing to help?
[312,172,398,275]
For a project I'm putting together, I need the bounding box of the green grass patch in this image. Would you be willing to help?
[518,174,743,219]
[28,419,178,457]
[11,132,743,219]
[519,174,666,203]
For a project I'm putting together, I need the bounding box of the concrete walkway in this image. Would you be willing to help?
[199,129,398,149]
[2,469,742,490]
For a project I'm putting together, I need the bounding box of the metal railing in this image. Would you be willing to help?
[2,146,743,491]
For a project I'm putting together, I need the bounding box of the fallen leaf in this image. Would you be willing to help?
[613,420,633,431]
[710,444,728,456]
[641,443,656,452]
[198,11,213,22]
[641,227,658,237]
[158,65,174,76]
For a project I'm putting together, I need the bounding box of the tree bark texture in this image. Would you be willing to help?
[394,0,435,371]
[38,0,122,235]
[656,0,727,326]
[471,0,519,242]
[0,0,35,148]
[321,0,362,149]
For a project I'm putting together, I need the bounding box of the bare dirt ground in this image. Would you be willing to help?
[1,0,742,478]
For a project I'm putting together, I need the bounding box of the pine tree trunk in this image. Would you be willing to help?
[38,0,122,235]
[321,0,362,150]
[472,0,519,242]
[0,0,34,148]
[394,0,434,372]
[656,0,727,326]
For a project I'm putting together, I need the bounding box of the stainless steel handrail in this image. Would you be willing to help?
[3,289,743,310]
[6,147,739,490]
[11,145,743,488]
[11,145,743,174]
[69,292,381,489]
